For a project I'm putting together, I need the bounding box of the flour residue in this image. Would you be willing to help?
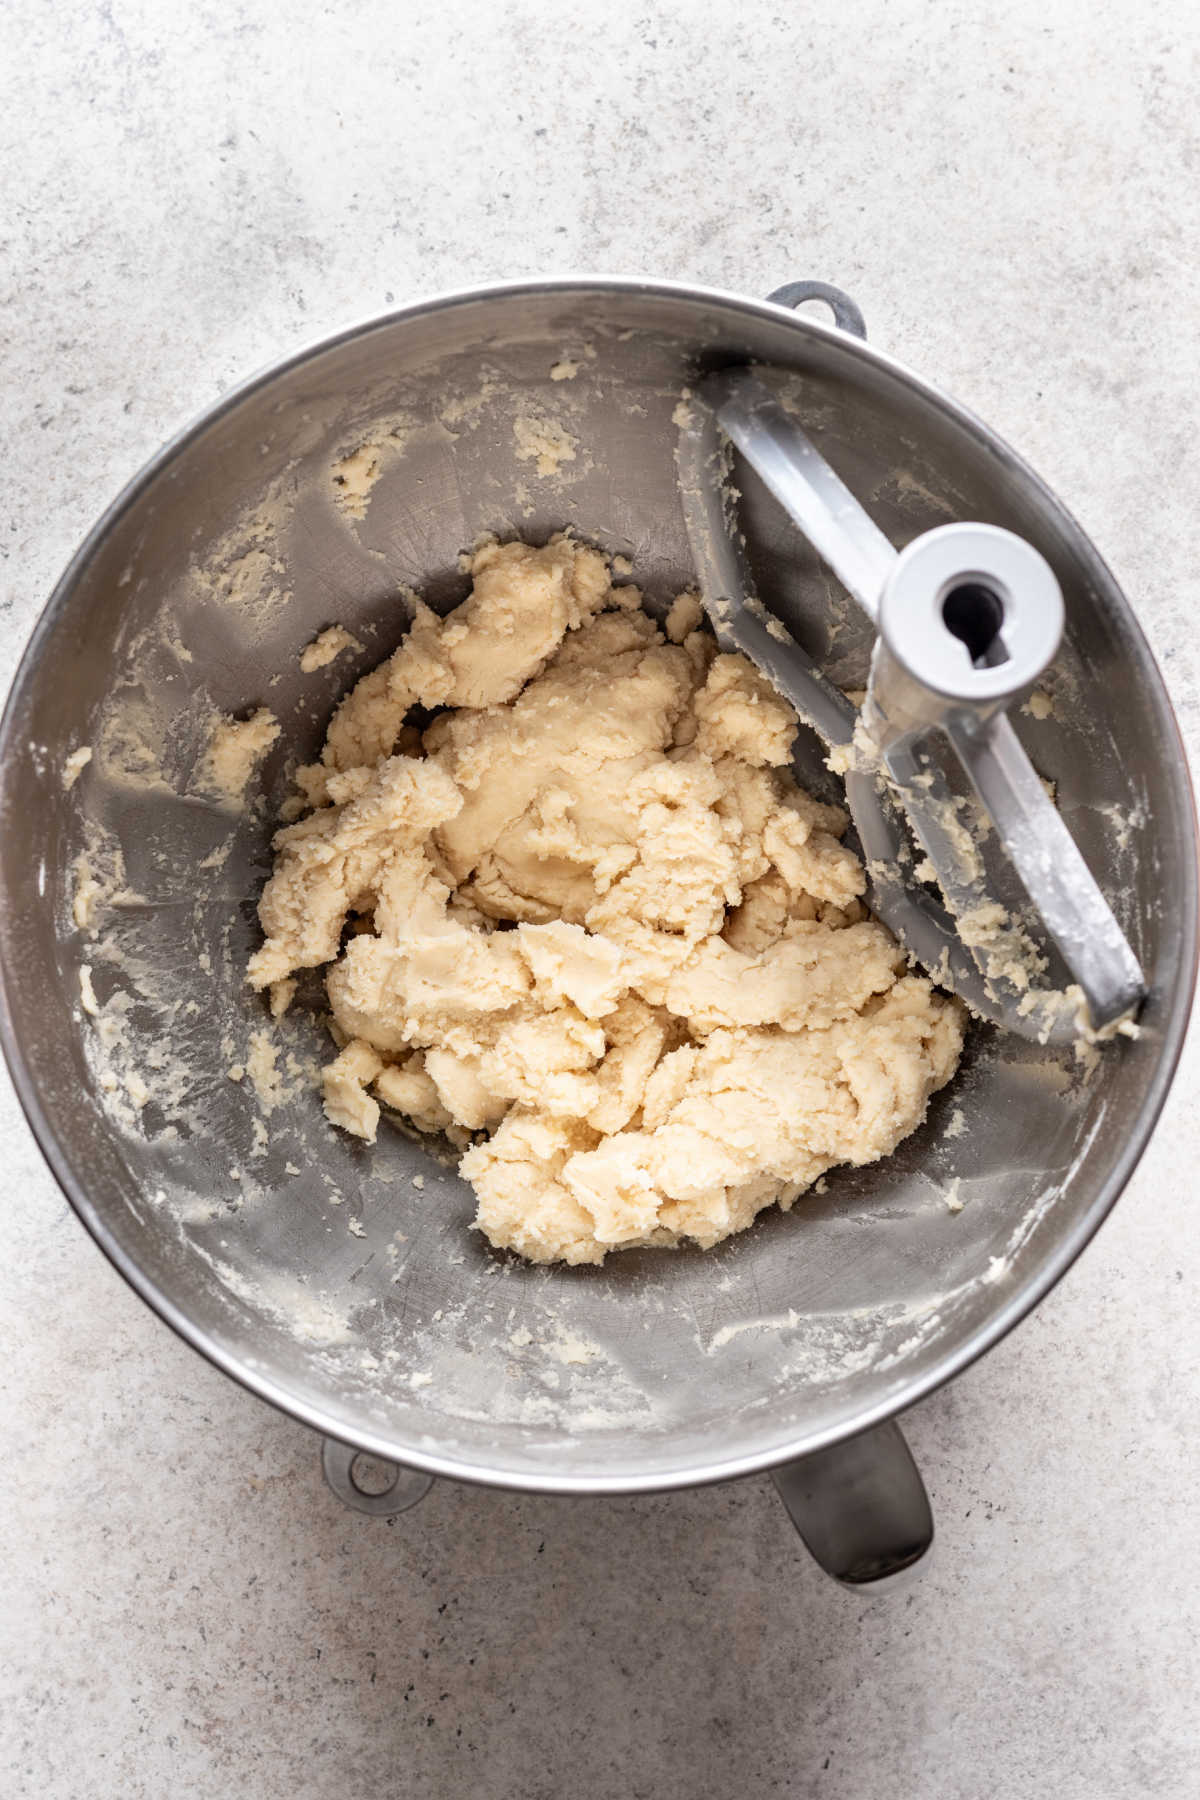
[944,1107,967,1139]
[332,443,384,519]
[200,708,280,806]
[512,412,578,477]
[63,745,92,789]
[78,964,99,1015]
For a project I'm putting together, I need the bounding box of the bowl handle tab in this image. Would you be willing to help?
[321,1436,434,1518]
[771,1417,933,1592]
[765,279,867,340]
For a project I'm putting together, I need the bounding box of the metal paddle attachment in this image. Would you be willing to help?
[678,367,1145,1044]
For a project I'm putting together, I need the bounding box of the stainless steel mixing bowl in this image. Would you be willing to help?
[2,277,1194,1587]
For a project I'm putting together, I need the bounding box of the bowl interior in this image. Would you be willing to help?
[1,282,1193,1488]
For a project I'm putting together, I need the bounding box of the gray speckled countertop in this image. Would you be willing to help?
[3,4,1199,1796]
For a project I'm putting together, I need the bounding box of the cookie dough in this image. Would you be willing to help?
[249,535,963,1264]
[300,624,363,672]
[203,707,280,805]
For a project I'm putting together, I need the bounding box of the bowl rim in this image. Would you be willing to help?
[1,272,1195,1494]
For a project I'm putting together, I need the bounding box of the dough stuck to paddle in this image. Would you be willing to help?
[249,534,963,1264]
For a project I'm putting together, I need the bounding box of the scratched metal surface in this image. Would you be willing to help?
[1,281,1191,1487]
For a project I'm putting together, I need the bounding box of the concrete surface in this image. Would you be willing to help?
[2,2,1199,1796]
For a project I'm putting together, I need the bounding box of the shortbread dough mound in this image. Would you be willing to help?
[249,534,964,1264]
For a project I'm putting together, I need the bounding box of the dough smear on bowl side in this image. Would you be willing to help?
[248,534,964,1265]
